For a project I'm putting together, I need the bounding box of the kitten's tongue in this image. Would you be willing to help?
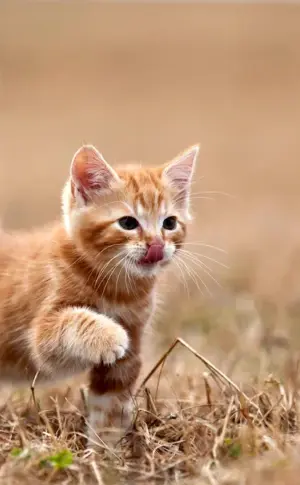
[140,243,164,264]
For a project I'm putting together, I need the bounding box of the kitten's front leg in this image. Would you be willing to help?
[31,307,129,374]
[87,302,155,445]
[88,355,142,446]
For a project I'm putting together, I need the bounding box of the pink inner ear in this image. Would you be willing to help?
[163,146,199,214]
[71,145,117,200]
[166,163,191,190]
[164,146,198,191]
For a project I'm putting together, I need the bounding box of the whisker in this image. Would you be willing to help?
[127,260,138,297]
[85,243,126,286]
[177,248,228,268]
[124,260,130,294]
[61,253,86,272]
[189,190,235,199]
[175,195,216,202]
[175,255,207,296]
[178,250,221,288]
[124,259,135,296]
[95,250,128,290]
[178,242,227,254]
[172,257,190,298]
[176,255,203,295]
[177,249,216,274]
[100,254,128,298]
[114,262,125,299]
[189,196,216,201]
[122,251,136,295]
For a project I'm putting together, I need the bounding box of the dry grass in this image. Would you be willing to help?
[1,293,300,485]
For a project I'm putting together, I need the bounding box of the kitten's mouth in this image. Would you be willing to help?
[138,257,159,267]
[138,242,164,266]
[137,257,170,272]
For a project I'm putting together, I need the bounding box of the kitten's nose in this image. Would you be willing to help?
[143,237,165,264]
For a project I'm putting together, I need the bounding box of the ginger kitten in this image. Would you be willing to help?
[0,144,199,442]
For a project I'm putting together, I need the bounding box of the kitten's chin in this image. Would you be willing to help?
[130,259,171,278]
[129,263,159,278]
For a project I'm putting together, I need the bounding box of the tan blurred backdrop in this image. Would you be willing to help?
[1,4,300,304]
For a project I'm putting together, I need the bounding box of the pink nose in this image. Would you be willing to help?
[141,238,164,264]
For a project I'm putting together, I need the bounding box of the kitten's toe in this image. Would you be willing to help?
[115,344,127,359]
[99,321,129,365]
[102,345,126,365]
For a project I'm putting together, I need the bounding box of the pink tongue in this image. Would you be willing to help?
[142,244,164,264]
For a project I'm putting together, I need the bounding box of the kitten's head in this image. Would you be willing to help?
[62,145,199,279]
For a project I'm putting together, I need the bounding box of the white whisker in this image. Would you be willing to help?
[114,261,125,299]
[94,249,128,289]
[84,243,125,286]
[172,257,190,298]
[177,247,228,268]
[100,254,128,298]
[189,190,235,199]
[126,260,138,297]
[177,249,215,274]
[175,255,207,296]
[178,250,222,288]
[178,242,227,254]
[95,250,128,291]
[190,196,216,201]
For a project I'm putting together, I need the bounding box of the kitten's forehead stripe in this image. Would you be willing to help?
[128,175,139,192]
[121,170,167,216]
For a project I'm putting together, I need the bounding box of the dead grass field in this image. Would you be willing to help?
[1,3,300,484]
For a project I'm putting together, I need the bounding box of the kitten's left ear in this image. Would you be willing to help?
[163,145,199,218]
[70,145,121,204]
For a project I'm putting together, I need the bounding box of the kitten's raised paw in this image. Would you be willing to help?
[97,318,129,365]
[64,309,129,365]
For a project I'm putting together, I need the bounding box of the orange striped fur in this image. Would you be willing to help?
[0,144,199,444]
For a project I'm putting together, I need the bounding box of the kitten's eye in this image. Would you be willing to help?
[118,216,139,230]
[163,216,177,230]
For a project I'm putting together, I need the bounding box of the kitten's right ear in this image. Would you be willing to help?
[70,145,120,203]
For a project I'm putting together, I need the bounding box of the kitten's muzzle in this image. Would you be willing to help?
[139,237,164,265]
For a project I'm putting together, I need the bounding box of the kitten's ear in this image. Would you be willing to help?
[70,145,120,203]
[163,145,199,217]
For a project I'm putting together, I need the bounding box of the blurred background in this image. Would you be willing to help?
[1,3,300,380]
